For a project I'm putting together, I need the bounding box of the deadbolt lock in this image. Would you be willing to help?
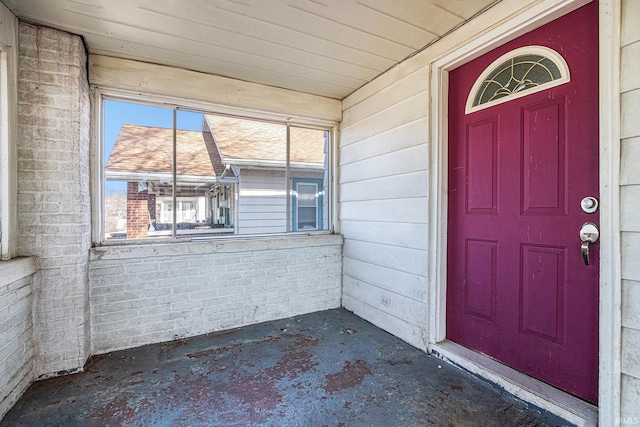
[580,197,598,214]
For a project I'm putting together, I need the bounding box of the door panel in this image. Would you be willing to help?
[446,1,599,403]
[521,99,565,214]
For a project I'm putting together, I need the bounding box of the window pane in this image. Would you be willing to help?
[298,207,317,230]
[103,100,332,241]
[290,127,328,231]
[174,110,236,237]
[297,183,317,207]
[104,100,173,240]
[203,114,287,235]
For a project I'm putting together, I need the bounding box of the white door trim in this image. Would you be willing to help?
[427,0,621,425]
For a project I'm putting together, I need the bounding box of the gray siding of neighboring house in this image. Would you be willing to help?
[237,169,328,235]
[237,169,287,234]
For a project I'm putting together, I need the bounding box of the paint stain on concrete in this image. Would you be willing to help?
[322,360,371,394]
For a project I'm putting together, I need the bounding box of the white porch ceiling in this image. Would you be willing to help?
[2,0,498,99]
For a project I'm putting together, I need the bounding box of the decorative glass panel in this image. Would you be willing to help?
[473,55,561,107]
[466,46,570,114]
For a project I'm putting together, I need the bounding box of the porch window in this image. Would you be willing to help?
[100,97,332,242]
[466,46,570,114]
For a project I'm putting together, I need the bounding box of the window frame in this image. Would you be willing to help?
[91,88,336,245]
[0,48,9,259]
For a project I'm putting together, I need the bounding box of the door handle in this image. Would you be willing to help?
[579,222,599,266]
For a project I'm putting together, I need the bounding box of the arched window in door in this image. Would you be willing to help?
[466,46,570,114]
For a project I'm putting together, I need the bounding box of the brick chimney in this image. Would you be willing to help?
[126,181,154,238]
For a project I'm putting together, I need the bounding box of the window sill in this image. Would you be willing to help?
[90,232,343,261]
[0,257,37,286]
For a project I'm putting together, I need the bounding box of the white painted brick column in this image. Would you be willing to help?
[17,24,91,377]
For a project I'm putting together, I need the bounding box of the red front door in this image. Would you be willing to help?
[446,2,599,403]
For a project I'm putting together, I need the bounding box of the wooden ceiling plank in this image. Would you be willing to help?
[290,0,438,50]
[213,0,416,61]
[358,0,466,37]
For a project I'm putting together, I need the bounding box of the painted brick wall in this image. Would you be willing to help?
[620,0,640,420]
[0,260,35,419]
[89,235,343,353]
[17,24,91,377]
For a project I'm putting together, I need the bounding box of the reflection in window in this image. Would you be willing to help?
[292,178,324,232]
[102,99,330,241]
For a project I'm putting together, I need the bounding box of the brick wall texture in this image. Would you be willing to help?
[0,275,33,419]
[126,181,152,239]
[17,23,91,377]
[89,237,343,353]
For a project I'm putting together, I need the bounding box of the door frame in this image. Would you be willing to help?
[427,0,621,425]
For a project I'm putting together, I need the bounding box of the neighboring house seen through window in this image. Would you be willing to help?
[101,97,331,242]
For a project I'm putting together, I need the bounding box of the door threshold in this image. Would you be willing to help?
[429,340,597,427]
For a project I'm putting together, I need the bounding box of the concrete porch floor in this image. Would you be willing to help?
[2,309,571,426]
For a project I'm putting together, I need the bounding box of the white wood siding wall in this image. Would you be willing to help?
[339,66,430,350]
[620,0,640,418]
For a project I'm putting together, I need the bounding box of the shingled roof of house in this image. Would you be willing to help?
[205,115,326,165]
[105,116,326,178]
[105,124,228,177]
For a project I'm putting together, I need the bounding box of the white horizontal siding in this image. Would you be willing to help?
[623,280,640,330]
[621,41,640,94]
[342,294,427,351]
[621,0,640,417]
[339,27,429,351]
[621,137,640,185]
[621,0,640,48]
[341,68,429,126]
[339,145,427,184]
[342,277,427,326]
[343,239,427,277]
[340,198,428,223]
[622,374,640,421]
[342,258,427,302]
[339,220,428,251]
[339,119,427,165]
[621,89,640,140]
[340,170,428,202]
[340,91,428,147]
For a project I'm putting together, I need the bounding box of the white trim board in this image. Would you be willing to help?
[427,0,620,425]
